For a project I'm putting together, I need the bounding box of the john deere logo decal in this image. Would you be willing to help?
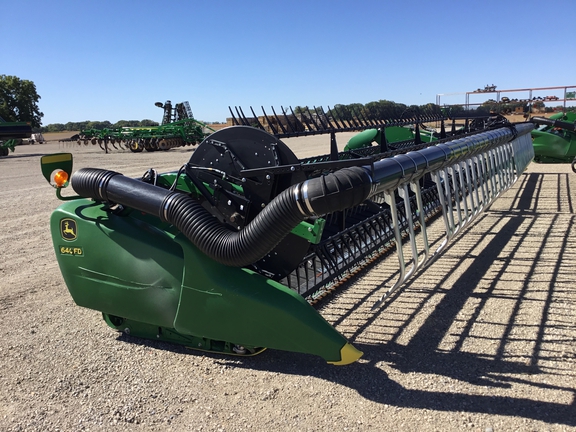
[60,218,77,241]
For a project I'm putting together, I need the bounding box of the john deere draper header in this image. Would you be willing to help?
[42,104,534,364]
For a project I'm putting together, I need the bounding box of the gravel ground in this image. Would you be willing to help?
[0,135,575,431]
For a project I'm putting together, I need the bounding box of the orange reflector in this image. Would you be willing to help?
[51,169,69,188]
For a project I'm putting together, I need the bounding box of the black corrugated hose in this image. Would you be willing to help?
[71,167,372,267]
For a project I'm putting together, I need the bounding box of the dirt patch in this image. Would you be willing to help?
[38,131,79,142]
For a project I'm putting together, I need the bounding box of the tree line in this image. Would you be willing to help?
[476,100,575,115]
[41,119,160,133]
[293,101,443,121]
[14,74,573,137]
[44,102,444,133]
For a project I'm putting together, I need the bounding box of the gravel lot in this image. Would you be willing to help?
[1,134,574,431]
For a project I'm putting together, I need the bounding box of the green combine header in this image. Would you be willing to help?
[41,105,535,364]
[531,112,576,171]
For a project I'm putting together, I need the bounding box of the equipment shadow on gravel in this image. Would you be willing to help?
[218,172,575,426]
[117,171,575,426]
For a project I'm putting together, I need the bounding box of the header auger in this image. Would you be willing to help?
[77,100,214,152]
[42,105,534,365]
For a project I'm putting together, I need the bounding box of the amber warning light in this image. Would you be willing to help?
[50,169,69,188]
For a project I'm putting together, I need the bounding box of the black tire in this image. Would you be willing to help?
[129,140,143,153]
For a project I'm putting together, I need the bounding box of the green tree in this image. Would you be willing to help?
[363,101,383,119]
[64,121,88,131]
[0,75,44,128]
[293,106,309,115]
[347,103,364,119]
[476,105,490,114]
[332,104,351,121]
[139,119,159,127]
[85,120,112,130]
[446,105,466,117]
[113,120,142,128]
[45,123,65,132]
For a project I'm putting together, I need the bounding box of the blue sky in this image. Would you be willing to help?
[3,0,575,125]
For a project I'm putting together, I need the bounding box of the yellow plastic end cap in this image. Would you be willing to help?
[327,343,363,366]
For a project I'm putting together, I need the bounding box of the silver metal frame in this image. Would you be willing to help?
[371,123,534,308]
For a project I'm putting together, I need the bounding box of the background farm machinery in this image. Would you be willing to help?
[77,101,214,152]
[531,112,576,171]
[42,104,534,364]
[0,115,32,156]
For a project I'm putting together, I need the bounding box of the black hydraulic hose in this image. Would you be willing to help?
[71,167,372,267]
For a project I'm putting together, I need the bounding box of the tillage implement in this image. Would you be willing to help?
[77,100,214,152]
[42,105,534,365]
